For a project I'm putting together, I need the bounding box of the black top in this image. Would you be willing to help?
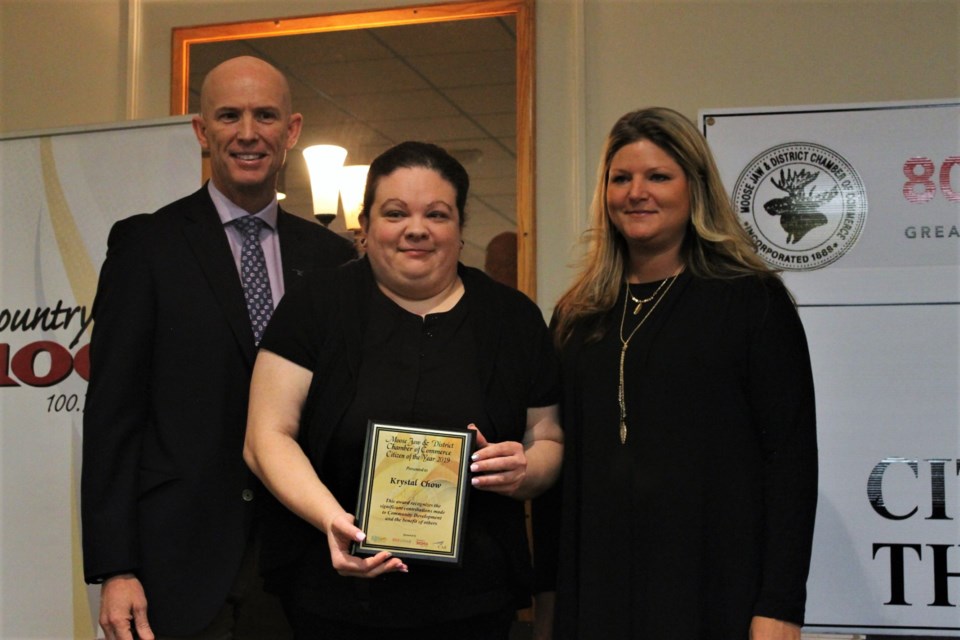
[259,258,560,628]
[537,273,818,639]
[323,289,484,508]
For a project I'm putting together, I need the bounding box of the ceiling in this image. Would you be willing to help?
[188,15,518,269]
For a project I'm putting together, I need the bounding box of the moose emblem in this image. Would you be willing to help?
[763,168,838,244]
[734,142,866,271]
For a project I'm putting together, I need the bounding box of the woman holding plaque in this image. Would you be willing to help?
[535,108,818,640]
[244,141,562,640]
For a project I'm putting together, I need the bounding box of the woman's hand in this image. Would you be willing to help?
[532,591,555,640]
[749,616,801,640]
[468,424,527,497]
[467,406,562,501]
[325,511,408,578]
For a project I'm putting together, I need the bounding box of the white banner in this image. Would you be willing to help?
[703,101,960,636]
[0,118,198,639]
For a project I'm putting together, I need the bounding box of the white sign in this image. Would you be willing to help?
[0,118,198,639]
[703,101,960,637]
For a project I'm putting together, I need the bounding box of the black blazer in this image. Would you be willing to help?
[80,186,355,635]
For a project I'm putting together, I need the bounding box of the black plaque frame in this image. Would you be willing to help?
[353,420,474,565]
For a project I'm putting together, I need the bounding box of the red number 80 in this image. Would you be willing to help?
[903,156,960,204]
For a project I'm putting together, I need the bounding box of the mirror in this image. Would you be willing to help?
[171,0,536,298]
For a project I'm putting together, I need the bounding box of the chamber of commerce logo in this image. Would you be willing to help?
[733,142,868,270]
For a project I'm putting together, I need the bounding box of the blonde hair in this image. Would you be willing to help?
[553,107,778,346]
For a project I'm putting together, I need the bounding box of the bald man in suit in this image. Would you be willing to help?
[81,56,356,640]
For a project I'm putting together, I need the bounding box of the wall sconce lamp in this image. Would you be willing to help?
[302,144,347,226]
[339,165,370,232]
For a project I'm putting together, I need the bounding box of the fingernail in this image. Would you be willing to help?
[471,453,479,461]
[356,532,366,542]
[470,463,479,472]
[471,477,479,486]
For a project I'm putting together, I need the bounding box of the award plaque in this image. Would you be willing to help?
[353,420,474,565]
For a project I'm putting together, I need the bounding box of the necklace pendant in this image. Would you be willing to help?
[633,301,643,315]
[619,420,627,444]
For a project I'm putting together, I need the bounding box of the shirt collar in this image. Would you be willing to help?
[207,181,279,230]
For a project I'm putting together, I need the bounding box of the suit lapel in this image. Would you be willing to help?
[277,208,313,286]
[181,188,257,364]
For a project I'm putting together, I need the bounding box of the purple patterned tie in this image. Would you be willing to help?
[233,215,274,345]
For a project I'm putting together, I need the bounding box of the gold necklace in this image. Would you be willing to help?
[627,274,673,315]
[617,269,682,444]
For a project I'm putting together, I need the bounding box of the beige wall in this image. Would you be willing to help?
[0,0,127,132]
[1,0,957,312]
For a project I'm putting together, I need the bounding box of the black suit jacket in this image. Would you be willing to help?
[80,186,355,635]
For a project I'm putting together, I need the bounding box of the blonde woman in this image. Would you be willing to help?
[537,108,818,640]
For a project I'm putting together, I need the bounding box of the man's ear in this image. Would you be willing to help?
[285,113,304,150]
[192,115,209,150]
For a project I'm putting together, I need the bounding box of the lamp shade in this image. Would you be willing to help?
[339,165,370,231]
[302,145,347,224]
